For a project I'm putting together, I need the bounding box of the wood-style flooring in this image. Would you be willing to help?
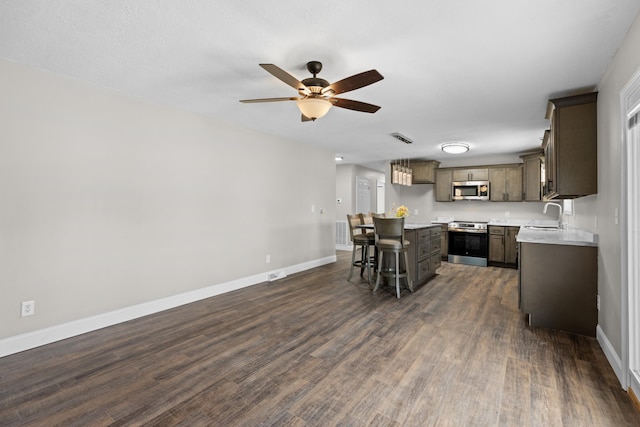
[1,252,639,426]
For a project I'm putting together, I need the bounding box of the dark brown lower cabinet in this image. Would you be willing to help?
[488,226,519,267]
[519,242,597,336]
[404,225,441,288]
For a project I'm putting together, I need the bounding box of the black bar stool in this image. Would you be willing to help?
[347,214,375,284]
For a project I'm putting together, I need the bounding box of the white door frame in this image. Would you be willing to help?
[621,66,640,394]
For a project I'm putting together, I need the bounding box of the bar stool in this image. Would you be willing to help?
[360,212,381,270]
[347,214,375,284]
[373,217,412,298]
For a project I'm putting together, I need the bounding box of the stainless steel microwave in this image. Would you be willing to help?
[452,181,490,201]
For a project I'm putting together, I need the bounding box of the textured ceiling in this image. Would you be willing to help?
[1,1,639,170]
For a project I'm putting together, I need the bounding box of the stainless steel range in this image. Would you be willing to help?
[448,221,488,267]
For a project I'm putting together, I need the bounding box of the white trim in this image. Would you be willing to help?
[631,369,640,403]
[621,64,640,391]
[598,324,624,387]
[0,255,336,358]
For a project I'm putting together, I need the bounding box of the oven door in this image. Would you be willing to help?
[448,231,488,266]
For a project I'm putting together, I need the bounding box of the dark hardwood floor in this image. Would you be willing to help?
[2,251,639,426]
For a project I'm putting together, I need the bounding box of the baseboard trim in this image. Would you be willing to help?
[0,254,336,358]
[630,384,640,415]
[597,324,624,387]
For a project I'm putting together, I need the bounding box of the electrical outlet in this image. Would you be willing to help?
[266,254,271,264]
[21,300,35,317]
[597,295,600,311]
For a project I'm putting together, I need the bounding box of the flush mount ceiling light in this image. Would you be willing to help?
[296,97,332,121]
[441,142,470,154]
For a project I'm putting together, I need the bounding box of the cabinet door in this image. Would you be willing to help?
[452,169,469,181]
[452,168,489,181]
[489,166,522,201]
[542,129,555,197]
[505,166,523,201]
[505,227,519,264]
[523,155,542,201]
[435,170,453,201]
[489,168,507,201]
[488,233,505,263]
[411,160,440,184]
[468,168,489,181]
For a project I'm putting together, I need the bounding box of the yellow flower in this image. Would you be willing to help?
[395,205,409,218]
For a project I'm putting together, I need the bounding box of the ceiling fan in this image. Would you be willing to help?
[240,61,383,121]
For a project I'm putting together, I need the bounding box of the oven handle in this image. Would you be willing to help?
[448,229,488,234]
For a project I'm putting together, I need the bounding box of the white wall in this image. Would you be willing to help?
[0,59,336,342]
[576,11,640,360]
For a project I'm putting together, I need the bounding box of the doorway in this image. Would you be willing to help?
[622,67,640,394]
[376,180,385,214]
[355,176,371,214]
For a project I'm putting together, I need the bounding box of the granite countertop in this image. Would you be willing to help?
[404,223,440,230]
[431,216,455,225]
[487,218,560,227]
[516,226,598,247]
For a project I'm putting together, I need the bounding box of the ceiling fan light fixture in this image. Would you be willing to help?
[441,142,470,154]
[297,97,332,120]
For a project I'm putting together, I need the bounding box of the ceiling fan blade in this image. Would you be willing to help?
[330,97,381,113]
[239,97,300,103]
[301,114,312,122]
[323,70,384,95]
[259,64,310,95]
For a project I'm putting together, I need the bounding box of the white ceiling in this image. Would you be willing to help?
[2,1,639,170]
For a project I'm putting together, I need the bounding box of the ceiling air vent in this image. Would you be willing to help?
[391,132,413,144]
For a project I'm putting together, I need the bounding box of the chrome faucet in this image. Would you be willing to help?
[543,202,563,228]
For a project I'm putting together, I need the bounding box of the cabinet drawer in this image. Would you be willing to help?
[489,226,505,235]
[418,258,431,281]
[431,238,442,253]
[431,256,441,271]
[418,241,431,260]
[417,230,430,241]
[430,227,441,238]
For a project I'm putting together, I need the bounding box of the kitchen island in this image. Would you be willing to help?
[360,223,442,292]
[516,226,598,336]
[403,224,442,289]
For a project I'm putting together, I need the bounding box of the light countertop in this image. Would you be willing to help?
[516,227,598,247]
[427,217,597,247]
[488,218,560,227]
[404,223,441,230]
